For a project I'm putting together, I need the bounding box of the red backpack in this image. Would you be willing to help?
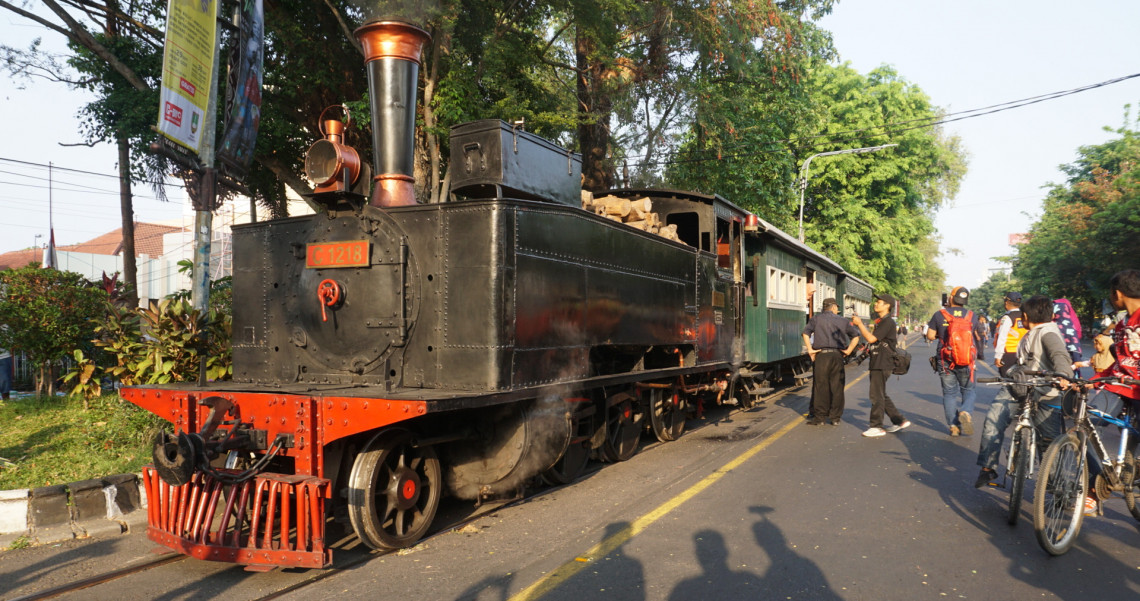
[940,309,977,367]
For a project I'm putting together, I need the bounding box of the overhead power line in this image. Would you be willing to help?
[0,157,187,189]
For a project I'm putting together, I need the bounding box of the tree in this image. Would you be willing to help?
[1012,108,1140,322]
[970,271,1020,321]
[674,63,965,304]
[0,265,108,396]
[1,0,174,307]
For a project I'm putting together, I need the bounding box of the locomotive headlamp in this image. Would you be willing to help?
[744,214,761,233]
[305,105,363,194]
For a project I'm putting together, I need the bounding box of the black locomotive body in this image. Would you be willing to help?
[231,194,733,393]
[122,19,870,569]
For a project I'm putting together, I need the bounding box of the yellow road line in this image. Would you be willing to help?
[507,370,869,601]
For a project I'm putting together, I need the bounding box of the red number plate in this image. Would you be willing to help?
[306,240,370,268]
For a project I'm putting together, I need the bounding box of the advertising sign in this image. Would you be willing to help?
[157,0,217,156]
[218,0,264,176]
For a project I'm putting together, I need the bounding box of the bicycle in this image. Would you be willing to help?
[1028,371,1140,556]
[978,372,1063,525]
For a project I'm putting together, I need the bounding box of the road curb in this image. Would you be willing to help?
[0,473,148,549]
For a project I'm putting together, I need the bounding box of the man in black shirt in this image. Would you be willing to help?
[802,298,860,426]
[852,293,911,437]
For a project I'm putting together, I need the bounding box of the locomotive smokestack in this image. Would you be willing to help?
[353,20,430,207]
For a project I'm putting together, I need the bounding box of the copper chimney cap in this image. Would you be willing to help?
[354,20,430,65]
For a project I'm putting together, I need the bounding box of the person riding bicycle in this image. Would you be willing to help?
[1078,270,1140,514]
[975,295,1071,488]
[1096,270,1140,407]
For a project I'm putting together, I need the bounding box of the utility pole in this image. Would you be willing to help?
[190,1,223,313]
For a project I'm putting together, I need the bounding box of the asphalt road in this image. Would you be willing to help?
[2,334,1139,600]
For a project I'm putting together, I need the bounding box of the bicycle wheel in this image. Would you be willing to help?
[1007,427,1032,526]
[1033,431,1087,556]
[1122,450,1140,522]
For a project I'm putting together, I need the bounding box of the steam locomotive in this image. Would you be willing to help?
[122,20,873,569]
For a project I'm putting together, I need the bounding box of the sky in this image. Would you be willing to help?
[0,8,187,255]
[819,0,1140,289]
[2,1,1139,291]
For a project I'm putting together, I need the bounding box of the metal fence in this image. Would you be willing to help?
[9,352,73,391]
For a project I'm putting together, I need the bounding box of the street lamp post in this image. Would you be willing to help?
[33,234,42,262]
[797,144,898,242]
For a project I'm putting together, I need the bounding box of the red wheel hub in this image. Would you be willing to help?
[391,466,422,510]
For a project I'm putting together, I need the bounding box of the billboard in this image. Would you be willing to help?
[218,0,264,175]
[157,0,217,156]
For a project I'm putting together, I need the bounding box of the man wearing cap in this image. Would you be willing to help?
[852,293,912,437]
[993,292,1027,375]
[926,286,979,436]
[802,298,861,426]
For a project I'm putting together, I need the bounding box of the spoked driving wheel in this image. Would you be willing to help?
[541,439,590,485]
[542,404,593,485]
[1033,431,1087,556]
[1007,427,1031,526]
[1122,450,1140,522]
[601,393,644,462]
[649,387,686,442]
[348,429,442,550]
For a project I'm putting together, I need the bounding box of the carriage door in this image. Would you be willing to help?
[731,220,744,340]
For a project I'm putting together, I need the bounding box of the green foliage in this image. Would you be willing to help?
[61,349,102,408]
[0,392,165,490]
[671,62,965,309]
[969,271,1021,322]
[0,267,108,396]
[666,1,838,209]
[64,297,232,400]
[6,535,31,550]
[67,26,171,200]
[797,65,966,305]
[4,0,955,312]
[1012,108,1140,321]
[166,260,234,316]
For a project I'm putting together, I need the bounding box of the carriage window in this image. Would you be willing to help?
[716,218,731,269]
[768,267,804,307]
[814,282,836,311]
[666,212,701,249]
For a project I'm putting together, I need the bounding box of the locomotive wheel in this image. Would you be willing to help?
[649,387,686,443]
[541,404,592,485]
[541,439,591,485]
[730,376,753,410]
[348,429,441,550]
[601,394,643,462]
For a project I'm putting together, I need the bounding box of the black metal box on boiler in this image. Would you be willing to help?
[449,119,582,207]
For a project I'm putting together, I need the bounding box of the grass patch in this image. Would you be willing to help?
[0,393,166,490]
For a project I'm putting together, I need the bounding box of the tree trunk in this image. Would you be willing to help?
[424,28,444,203]
[575,30,614,192]
[117,135,139,308]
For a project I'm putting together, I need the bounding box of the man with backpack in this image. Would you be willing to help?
[926,286,979,436]
[852,293,912,437]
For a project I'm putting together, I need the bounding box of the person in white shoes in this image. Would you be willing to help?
[852,293,912,437]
